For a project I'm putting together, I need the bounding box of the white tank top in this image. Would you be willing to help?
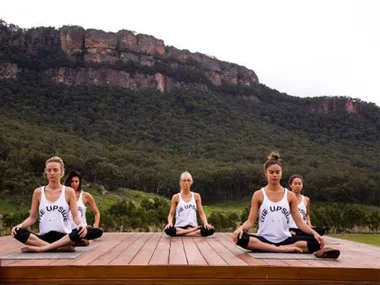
[288,195,307,228]
[69,191,87,229]
[39,186,71,235]
[257,188,292,243]
[174,192,198,227]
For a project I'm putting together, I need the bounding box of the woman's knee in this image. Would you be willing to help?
[200,227,215,237]
[236,232,251,248]
[307,240,321,253]
[315,227,326,236]
[69,228,82,242]
[164,227,177,237]
[14,228,31,244]
[85,227,103,240]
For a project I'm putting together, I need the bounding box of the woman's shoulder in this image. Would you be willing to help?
[82,191,95,202]
[33,187,43,196]
[252,189,264,200]
[171,193,180,200]
[191,192,202,199]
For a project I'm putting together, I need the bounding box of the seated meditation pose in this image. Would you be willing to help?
[287,174,325,236]
[164,171,215,237]
[64,170,103,246]
[232,152,340,259]
[11,156,97,252]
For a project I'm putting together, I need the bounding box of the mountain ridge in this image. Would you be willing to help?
[0,20,379,206]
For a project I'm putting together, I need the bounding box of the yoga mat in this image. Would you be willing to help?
[1,246,96,260]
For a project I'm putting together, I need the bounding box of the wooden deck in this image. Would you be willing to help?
[0,232,379,284]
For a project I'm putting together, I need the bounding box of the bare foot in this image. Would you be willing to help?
[184,229,201,237]
[278,245,303,253]
[21,246,43,253]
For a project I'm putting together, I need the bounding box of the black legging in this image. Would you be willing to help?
[14,227,103,244]
[164,226,215,237]
[290,226,326,236]
[236,232,321,253]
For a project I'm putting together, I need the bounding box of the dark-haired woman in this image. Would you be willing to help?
[232,152,339,259]
[288,174,325,236]
[64,170,103,245]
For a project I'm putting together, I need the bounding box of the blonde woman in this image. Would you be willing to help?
[12,156,90,252]
[164,171,214,237]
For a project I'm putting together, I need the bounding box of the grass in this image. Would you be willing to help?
[0,197,30,214]
[204,197,250,216]
[88,187,169,211]
[330,234,380,247]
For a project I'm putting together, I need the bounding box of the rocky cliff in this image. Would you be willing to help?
[0,21,259,92]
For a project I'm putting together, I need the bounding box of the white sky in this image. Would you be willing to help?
[2,0,380,106]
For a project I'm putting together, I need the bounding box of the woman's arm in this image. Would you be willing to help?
[67,187,87,237]
[305,196,312,226]
[232,191,260,242]
[84,192,100,227]
[195,193,212,229]
[289,192,324,247]
[12,188,40,236]
[165,195,178,228]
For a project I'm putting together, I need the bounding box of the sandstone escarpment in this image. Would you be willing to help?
[0,21,259,93]
[307,97,362,114]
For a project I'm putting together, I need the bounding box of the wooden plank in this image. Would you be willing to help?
[195,237,227,265]
[300,259,333,268]
[282,259,310,267]
[215,232,268,265]
[182,237,207,265]
[168,237,187,265]
[109,232,154,265]
[149,234,170,265]
[1,232,380,285]
[89,233,142,265]
[129,233,161,265]
[51,233,131,266]
[260,259,289,266]
[205,237,246,265]
[1,265,380,284]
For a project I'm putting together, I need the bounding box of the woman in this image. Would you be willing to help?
[232,152,339,258]
[64,170,103,245]
[164,171,215,237]
[288,174,325,236]
[12,156,89,252]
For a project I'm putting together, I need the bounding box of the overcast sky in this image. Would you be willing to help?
[2,0,379,106]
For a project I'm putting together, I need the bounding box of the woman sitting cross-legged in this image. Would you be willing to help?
[287,174,326,237]
[232,152,340,259]
[164,171,215,237]
[64,170,103,246]
[11,156,98,253]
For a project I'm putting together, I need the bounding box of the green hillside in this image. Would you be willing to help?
[0,77,379,206]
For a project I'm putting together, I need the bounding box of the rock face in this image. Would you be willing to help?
[0,63,20,79]
[307,97,363,114]
[0,22,259,92]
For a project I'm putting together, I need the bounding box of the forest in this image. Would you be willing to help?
[0,20,379,234]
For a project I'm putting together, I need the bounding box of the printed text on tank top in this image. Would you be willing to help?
[295,195,307,221]
[260,187,291,224]
[257,187,292,243]
[174,191,198,227]
[39,186,71,235]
